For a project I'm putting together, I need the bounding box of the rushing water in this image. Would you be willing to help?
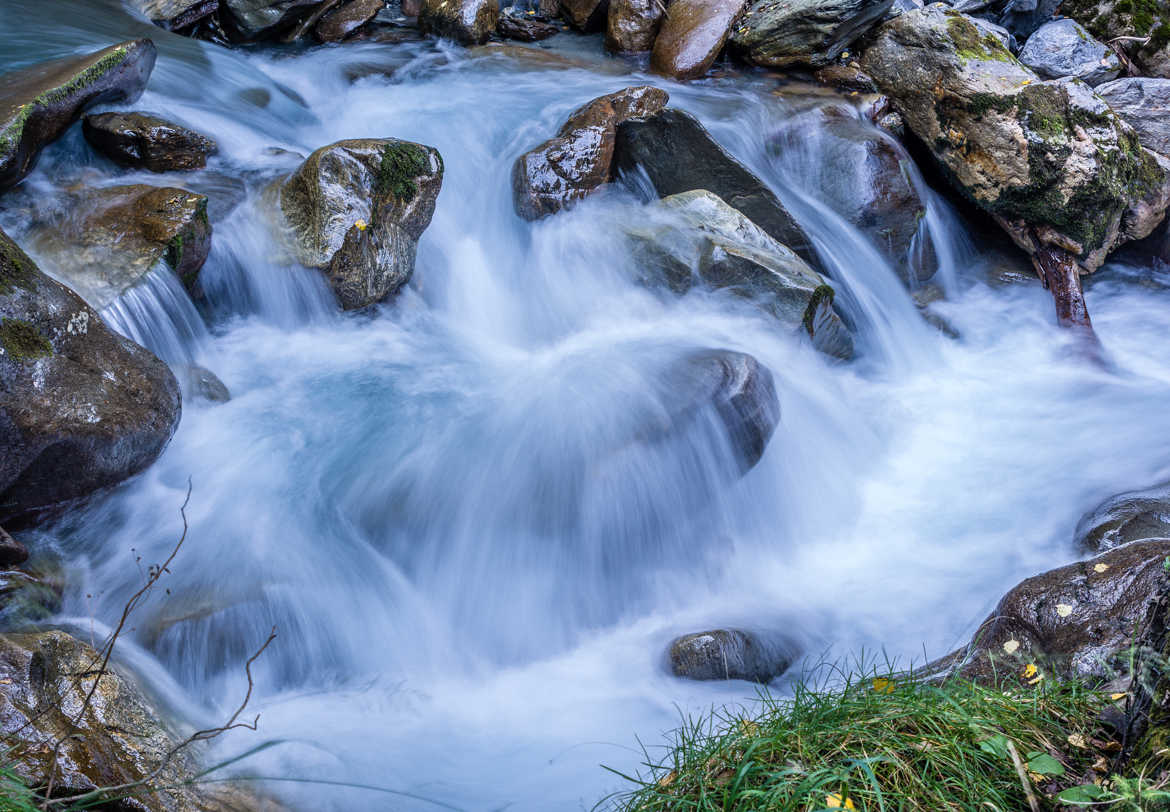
[5,1,1170,808]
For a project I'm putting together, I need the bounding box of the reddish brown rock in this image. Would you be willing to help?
[606,0,666,52]
[418,0,499,43]
[650,0,746,80]
[314,0,385,41]
[498,12,560,40]
[561,0,608,30]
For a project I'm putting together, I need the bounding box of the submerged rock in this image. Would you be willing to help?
[626,190,853,357]
[0,40,156,192]
[614,108,818,268]
[1095,78,1170,157]
[929,539,1170,683]
[187,364,231,403]
[130,0,220,29]
[650,0,747,79]
[314,0,386,41]
[1017,18,1121,86]
[730,0,893,69]
[1062,0,1170,79]
[1075,480,1170,553]
[29,184,212,308]
[668,629,795,682]
[606,0,665,52]
[512,85,669,220]
[278,138,443,309]
[0,228,180,523]
[0,630,279,810]
[419,0,500,42]
[82,111,218,172]
[860,7,1170,325]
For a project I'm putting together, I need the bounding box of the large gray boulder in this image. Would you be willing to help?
[419,0,500,42]
[730,0,893,68]
[512,86,669,220]
[606,0,665,52]
[928,539,1170,683]
[860,7,1170,326]
[626,190,853,358]
[29,184,212,308]
[650,0,748,79]
[82,112,218,173]
[0,40,156,192]
[0,229,180,523]
[0,630,277,809]
[614,108,818,269]
[1062,0,1170,79]
[1074,480,1170,553]
[669,629,795,682]
[1095,78,1170,157]
[1017,18,1121,86]
[278,138,443,310]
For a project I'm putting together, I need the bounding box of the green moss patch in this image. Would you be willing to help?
[0,319,51,362]
[802,284,835,337]
[374,142,430,202]
[0,235,36,297]
[945,13,1016,63]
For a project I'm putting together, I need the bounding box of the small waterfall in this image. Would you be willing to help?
[100,261,209,366]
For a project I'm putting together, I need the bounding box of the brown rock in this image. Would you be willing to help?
[314,0,385,40]
[498,12,560,40]
[561,0,609,30]
[0,527,28,570]
[419,0,500,42]
[606,0,666,52]
[668,629,795,682]
[650,0,747,80]
[512,86,669,220]
[402,0,421,13]
[82,112,217,172]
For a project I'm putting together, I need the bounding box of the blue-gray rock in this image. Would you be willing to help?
[668,629,797,683]
[1018,18,1121,86]
[731,0,894,68]
[1095,77,1170,156]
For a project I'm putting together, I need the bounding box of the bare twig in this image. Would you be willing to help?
[1005,739,1041,812]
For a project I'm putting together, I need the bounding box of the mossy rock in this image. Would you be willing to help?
[0,39,156,192]
[1062,0,1170,78]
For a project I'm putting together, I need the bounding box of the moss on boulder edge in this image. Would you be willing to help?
[1062,0,1170,78]
[0,39,157,192]
[277,138,444,310]
[860,6,1170,273]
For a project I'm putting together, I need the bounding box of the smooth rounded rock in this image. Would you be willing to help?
[1018,18,1121,86]
[606,0,666,52]
[668,629,795,682]
[314,0,386,40]
[83,111,218,172]
[1074,480,1170,553]
[419,0,500,42]
[651,0,747,79]
[731,0,893,68]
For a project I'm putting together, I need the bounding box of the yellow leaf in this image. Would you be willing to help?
[1003,639,1020,654]
[1094,563,1109,573]
[1022,663,1038,678]
[873,677,895,694]
[1068,733,1087,749]
[826,794,856,809]
[355,219,368,231]
[1056,603,1073,617]
[738,718,759,736]
[657,770,677,788]
[1111,692,1128,701]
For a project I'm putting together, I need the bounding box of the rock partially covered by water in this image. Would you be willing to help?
[187,364,231,403]
[1062,0,1170,79]
[0,630,278,810]
[1096,78,1170,157]
[0,40,156,192]
[860,7,1170,275]
[82,112,218,172]
[130,0,220,29]
[29,184,212,308]
[315,0,385,41]
[419,0,500,43]
[626,190,853,358]
[730,0,892,68]
[771,107,934,285]
[614,108,818,268]
[929,539,1170,683]
[279,138,443,309]
[664,350,780,473]
[668,629,794,682]
[650,0,748,79]
[606,0,664,52]
[0,229,180,523]
[512,86,669,220]
[222,0,327,39]
[1018,18,1121,86]
[1075,480,1170,553]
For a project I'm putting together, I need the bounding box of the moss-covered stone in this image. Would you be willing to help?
[0,319,50,362]
[1063,0,1170,77]
[375,142,430,202]
[0,236,35,297]
[945,12,1015,63]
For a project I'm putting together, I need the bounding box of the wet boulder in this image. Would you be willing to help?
[314,0,386,41]
[1017,18,1121,86]
[606,0,665,52]
[0,527,28,570]
[29,184,212,307]
[0,229,180,523]
[512,85,669,220]
[1062,0,1170,79]
[82,111,218,172]
[625,190,853,358]
[131,0,220,29]
[1095,78,1170,157]
[730,0,893,69]
[561,0,608,30]
[668,629,795,682]
[1074,480,1170,553]
[770,107,934,285]
[860,7,1170,324]
[419,0,500,42]
[650,0,748,79]
[0,630,279,809]
[929,539,1170,683]
[278,138,443,310]
[187,364,231,403]
[222,0,329,39]
[614,108,818,268]
[0,40,156,193]
[498,12,560,40]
